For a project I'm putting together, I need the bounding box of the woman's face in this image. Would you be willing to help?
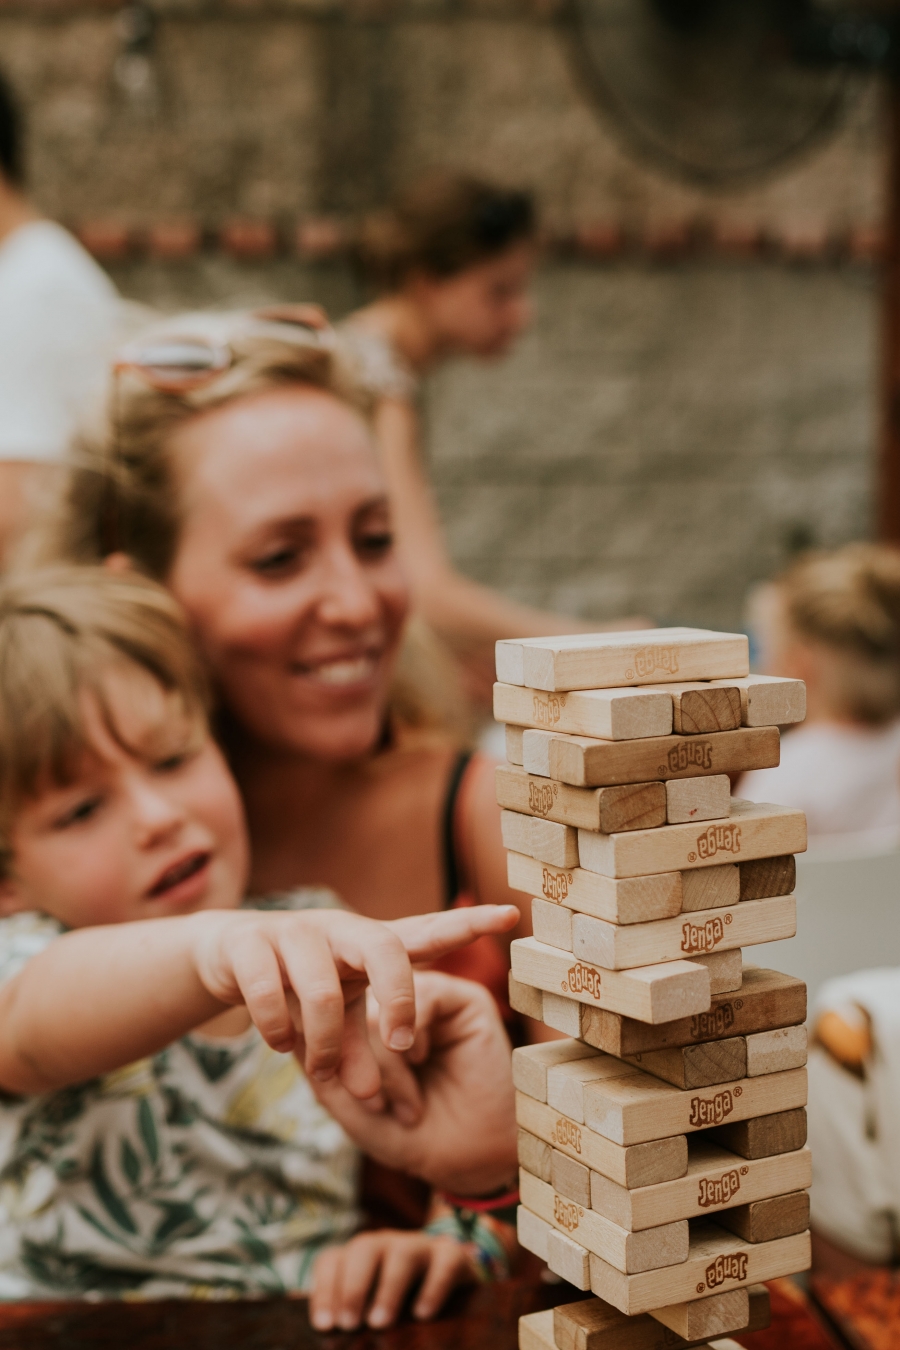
[411,241,536,359]
[166,386,410,761]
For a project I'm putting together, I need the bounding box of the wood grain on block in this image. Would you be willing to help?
[516,1204,550,1262]
[512,1039,598,1103]
[580,968,807,1057]
[511,936,712,1024]
[547,1054,640,1123]
[622,1036,748,1090]
[715,1190,810,1243]
[493,683,673,741]
[709,674,806,727]
[505,724,525,764]
[707,1107,807,1160]
[496,765,667,833]
[520,1169,689,1274]
[590,1141,812,1231]
[644,683,742,735]
[496,629,749,693]
[650,1289,749,1341]
[681,865,740,912]
[532,896,574,950]
[588,1222,811,1316]
[509,972,544,1021]
[746,1025,808,1076]
[583,1067,808,1146]
[518,1309,555,1350]
[545,727,780,789]
[543,991,583,1036]
[521,728,552,775]
[546,1227,591,1289]
[515,1092,688,1188]
[695,949,744,995]
[552,1149,592,1206]
[572,896,795,971]
[578,800,807,879]
[518,1129,552,1183]
[501,810,579,868]
[666,776,732,825]
[552,1296,750,1350]
[508,851,682,925]
[738,855,796,901]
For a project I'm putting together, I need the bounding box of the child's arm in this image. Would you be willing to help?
[0,905,518,1098]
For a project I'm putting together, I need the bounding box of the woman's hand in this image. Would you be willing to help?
[189,906,519,1102]
[310,1229,476,1330]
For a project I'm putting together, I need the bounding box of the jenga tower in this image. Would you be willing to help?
[495,629,811,1350]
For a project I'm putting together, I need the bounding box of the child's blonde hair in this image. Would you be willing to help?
[0,566,209,870]
[777,543,900,725]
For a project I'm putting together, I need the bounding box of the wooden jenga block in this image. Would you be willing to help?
[707,1108,807,1160]
[588,1222,810,1316]
[738,855,796,901]
[506,724,525,764]
[537,727,780,789]
[709,674,806,727]
[496,628,749,692]
[516,1092,688,1188]
[520,1169,689,1274]
[502,809,579,867]
[547,1055,641,1123]
[532,896,574,950]
[589,1140,812,1230]
[578,800,807,878]
[551,1285,768,1350]
[518,1308,555,1350]
[681,865,740,911]
[666,777,731,825]
[622,1037,748,1090]
[517,1204,550,1261]
[715,1190,810,1243]
[580,968,807,1057]
[644,684,742,735]
[571,895,795,970]
[547,1226,592,1289]
[650,1283,771,1340]
[583,1067,808,1147]
[543,991,583,1036]
[695,949,743,995]
[494,683,673,740]
[509,971,544,1020]
[496,765,668,833]
[518,1128,553,1183]
[511,936,712,1024]
[552,1149,592,1206]
[508,851,682,925]
[746,1025,807,1076]
[512,1038,598,1102]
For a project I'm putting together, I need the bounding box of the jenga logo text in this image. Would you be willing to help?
[553,1196,581,1232]
[632,645,679,679]
[528,781,557,816]
[542,868,573,902]
[681,915,725,955]
[705,1253,748,1288]
[667,740,713,773]
[564,964,602,1000]
[532,695,565,727]
[698,1170,741,1208]
[689,1090,734,1127]
[690,1003,735,1039]
[696,823,742,859]
[552,1117,582,1155]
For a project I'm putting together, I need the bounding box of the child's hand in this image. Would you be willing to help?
[189,905,518,1102]
[309,1229,476,1331]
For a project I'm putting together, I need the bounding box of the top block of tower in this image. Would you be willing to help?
[496,628,750,693]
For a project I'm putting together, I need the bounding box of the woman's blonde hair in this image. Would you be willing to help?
[778,543,900,725]
[0,566,209,871]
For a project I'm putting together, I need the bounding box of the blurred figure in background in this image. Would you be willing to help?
[737,543,900,849]
[341,172,599,709]
[0,66,118,564]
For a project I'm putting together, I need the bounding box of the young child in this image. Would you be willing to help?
[0,565,517,1317]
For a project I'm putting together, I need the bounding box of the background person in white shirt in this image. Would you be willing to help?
[738,542,900,848]
[0,67,119,563]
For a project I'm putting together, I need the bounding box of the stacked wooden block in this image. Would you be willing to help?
[497,628,811,1349]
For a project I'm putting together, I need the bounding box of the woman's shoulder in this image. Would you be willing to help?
[336,320,418,401]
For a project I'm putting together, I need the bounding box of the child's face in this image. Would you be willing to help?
[0,669,249,928]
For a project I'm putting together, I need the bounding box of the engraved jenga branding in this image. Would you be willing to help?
[696,823,742,859]
[631,645,679,679]
[564,963,602,1000]
[705,1253,748,1288]
[689,1089,734,1127]
[532,694,565,727]
[542,867,573,902]
[690,1003,735,1039]
[528,781,557,816]
[552,1117,582,1155]
[667,740,713,773]
[553,1195,582,1232]
[681,915,726,954]
[698,1170,741,1208]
